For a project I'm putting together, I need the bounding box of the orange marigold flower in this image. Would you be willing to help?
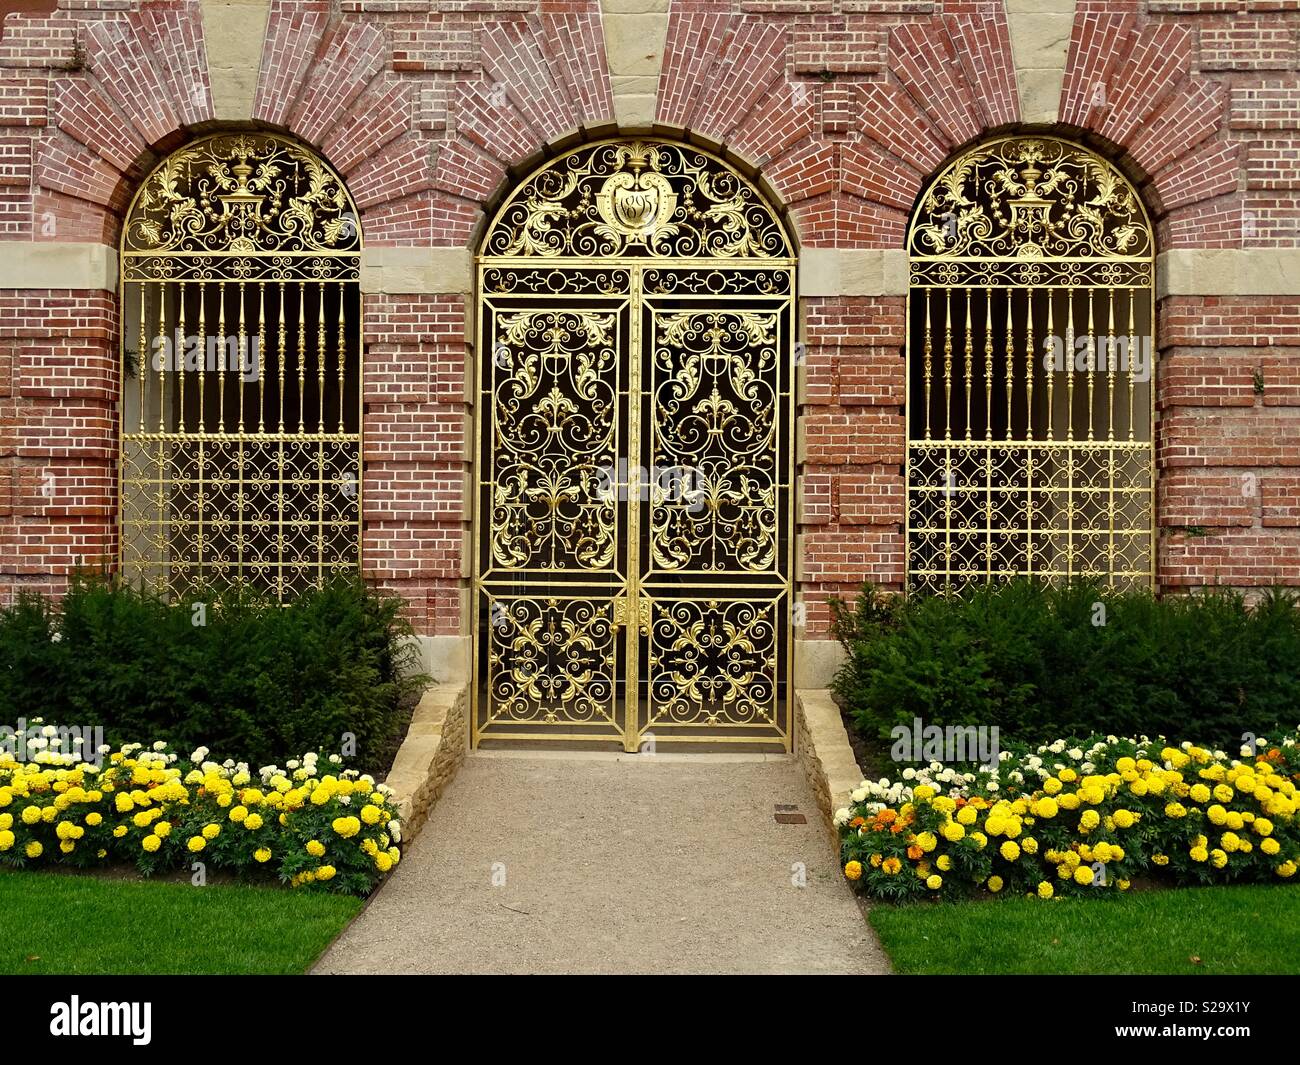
[907,845,923,860]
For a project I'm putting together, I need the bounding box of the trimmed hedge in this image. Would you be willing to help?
[0,576,427,772]
[830,580,1300,751]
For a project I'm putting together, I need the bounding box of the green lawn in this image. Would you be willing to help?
[0,870,363,975]
[870,884,1300,975]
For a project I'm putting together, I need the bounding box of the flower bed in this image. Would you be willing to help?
[837,730,1300,901]
[0,726,402,896]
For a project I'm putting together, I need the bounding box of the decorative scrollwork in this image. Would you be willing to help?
[909,136,1152,260]
[482,140,792,259]
[123,133,361,258]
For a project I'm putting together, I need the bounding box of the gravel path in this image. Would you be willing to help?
[314,751,890,975]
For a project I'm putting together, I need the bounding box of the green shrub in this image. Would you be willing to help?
[0,576,426,772]
[830,580,1300,751]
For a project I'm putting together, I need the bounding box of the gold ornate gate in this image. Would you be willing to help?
[119,133,362,600]
[475,140,796,751]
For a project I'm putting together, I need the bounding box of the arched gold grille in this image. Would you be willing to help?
[119,133,362,601]
[906,136,1155,593]
[475,140,796,751]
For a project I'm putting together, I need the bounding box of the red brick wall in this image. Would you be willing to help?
[1,0,1298,637]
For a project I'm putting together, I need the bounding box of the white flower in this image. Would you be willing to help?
[833,808,850,826]
[850,788,868,803]
[902,767,916,780]
[191,747,209,762]
[388,821,402,843]
[328,754,342,765]
[1068,748,1083,760]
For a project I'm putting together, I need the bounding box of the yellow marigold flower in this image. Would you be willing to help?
[882,857,902,875]
[957,805,978,825]
[1020,836,1038,855]
[332,816,361,839]
[1210,848,1228,869]
[1081,785,1105,805]
[941,821,965,842]
[229,805,248,823]
[1000,840,1020,862]
[26,841,42,858]
[1254,818,1273,836]
[1190,783,1211,804]
[987,875,1003,892]
[1073,865,1095,886]
[21,805,40,825]
[1277,861,1296,878]
[0,830,13,851]
[360,804,383,826]
[1059,768,1077,784]
[309,787,331,806]
[971,831,987,849]
[925,874,942,890]
[244,813,263,831]
[936,854,951,871]
[154,821,171,838]
[1117,879,1131,890]
[1206,804,1227,826]
[84,812,102,827]
[1220,832,1240,852]
[375,852,394,873]
[1112,809,1136,829]
[1058,792,1081,810]
[306,839,326,857]
[1093,842,1111,863]
[1043,777,1062,795]
[1116,757,1136,773]
[1033,796,1058,819]
[187,836,205,853]
[1261,838,1281,856]
[1190,845,1209,862]
[913,785,935,800]
[1213,784,1234,803]
[1128,780,1148,797]
[1165,802,1187,819]
[114,793,134,813]
[202,823,220,840]
[254,847,272,863]
[1079,809,1101,832]
[1152,853,1169,866]
[59,841,75,854]
[1037,881,1054,899]
[142,834,161,853]
[844,861,863,881]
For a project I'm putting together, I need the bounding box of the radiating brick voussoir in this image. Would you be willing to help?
[136,2,213,127]
[53,76,145,176]
[81,18,180,146]
[1127,79,1226,179]
[253,0,331,128]
[1096,22,1193,147]
[888,18,981,149]
[290,19,388,148]
[322,78,412,177]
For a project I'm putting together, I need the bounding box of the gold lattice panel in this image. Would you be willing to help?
[906,136,1156,594]
[119,133,362,601]
[475,140,795,751]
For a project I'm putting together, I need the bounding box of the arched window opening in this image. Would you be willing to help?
[906,135,1155,593]
[119,133,362,601]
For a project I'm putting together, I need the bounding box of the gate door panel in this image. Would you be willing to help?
[475,141,795,751]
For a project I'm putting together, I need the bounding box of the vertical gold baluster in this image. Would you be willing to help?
[217,279,226,435]
[1106,287,1116,442]
[257,283,266,434]
[317,281,327,435]
[1045,287,1055,441]
[1065,286,1075,442]
[1086,290,1096,442]
[337,290,347,433]
[297,280,306,435]
[984,287,993,441]
[963,289,973,441]
[277,282,286,434]
[196,283,206,433]
[922,287,933,441]
[176,281,186,434]
[1025,288,1035,438]
[942,288,953,441]
[237,281,247,434]
[1127,288,1138,442]
[156,283,167,434]
[1005,288,1014,440]
[137,283,147,433]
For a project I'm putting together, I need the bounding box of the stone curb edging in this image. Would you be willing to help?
[383,683,469,843]
[796,688,865,841]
